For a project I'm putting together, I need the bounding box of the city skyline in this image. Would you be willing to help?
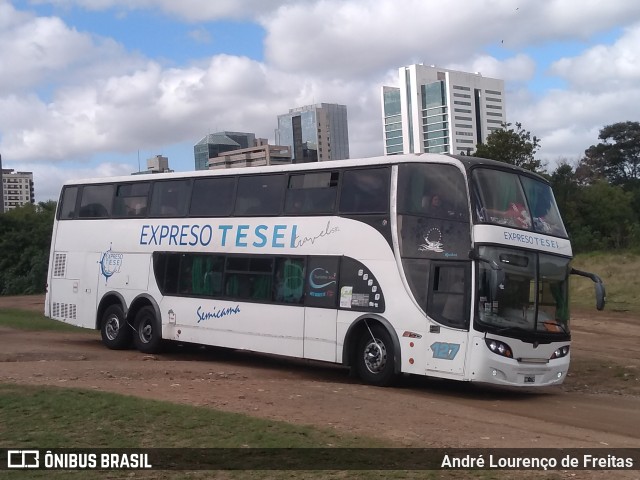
[2,0,640,201]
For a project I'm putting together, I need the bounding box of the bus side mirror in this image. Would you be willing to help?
[571,268,606,311]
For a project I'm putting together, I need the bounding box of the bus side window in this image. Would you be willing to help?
[190,177,235,217]
[150,180,190,217]
[284,171,339,215]
[338,168,389,214]
[274,258,305,304]
[234,175,286,216]
[59,186,79,219]
[78,184,113,218]
[163,254,180,295]
[428,264,470,329]
[113,183,149,218]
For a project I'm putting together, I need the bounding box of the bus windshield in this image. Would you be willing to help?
[472,168,567,237]
[476,246,570,337]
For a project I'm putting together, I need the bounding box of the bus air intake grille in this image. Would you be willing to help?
[53,253,67,277]
[53,302,77,320]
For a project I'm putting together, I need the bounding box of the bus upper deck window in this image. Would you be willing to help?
[59,186,79,219]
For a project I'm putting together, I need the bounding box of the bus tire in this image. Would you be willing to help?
[355,324,396,387]
[100,304,132,350]
[133,306,163,354]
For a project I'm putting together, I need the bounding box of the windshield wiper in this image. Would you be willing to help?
[493,325,530,335]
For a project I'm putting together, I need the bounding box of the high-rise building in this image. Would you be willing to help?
[194,132,257,170]
[275,103,349,163]
[2,168,35,212]
[132,155,174,175]
[381,64,505,156]
[0,154,4,213]
[208,140,291,169]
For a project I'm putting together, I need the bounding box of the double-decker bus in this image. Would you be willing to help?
[45,153,605,387]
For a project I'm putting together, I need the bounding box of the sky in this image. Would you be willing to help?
[2,0,640,202]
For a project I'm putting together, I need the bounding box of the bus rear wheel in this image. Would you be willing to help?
[355,324,396,387]
[133,306,163,354]
[100,304,132,350]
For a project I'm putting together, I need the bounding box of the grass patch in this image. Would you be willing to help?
[0,384,377,449]
[564,357,640,395]
[570,251,640,313]
[0,384,481,480]
[0,309,84,332]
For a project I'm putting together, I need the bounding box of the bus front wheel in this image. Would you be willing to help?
[133,306,163,354]
[355,324,396,387]
[100,304,132,350]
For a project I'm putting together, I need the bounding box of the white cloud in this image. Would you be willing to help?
[511,87,640,166]
[262,0,640,78]
[0,2,144,94]
[550,22,640,90]
[447,54,536,84]
[0,51,387,166]
[29,0,303,21]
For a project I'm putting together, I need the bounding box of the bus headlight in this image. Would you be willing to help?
[550,345,570,359]
[485,338,513,358]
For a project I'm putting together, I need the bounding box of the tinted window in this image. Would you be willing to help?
[338,168,389,214]
[225,256,274,301]
[402,258,430,310]
[164,254,180,295]
[234,175,286,216]
[113,182,149,218]
[472,169,531,229]
[150,180,190,217]
[428,264,469,329]
[176,254,225,296]
[284,171,339,215]
[59,186,78,220]
[190,177,236,217]
[78,184,113,218]
[274,257,305,304]
[397,163,468,220]
[520,176,567,237]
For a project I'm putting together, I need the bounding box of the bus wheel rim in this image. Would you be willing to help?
[140,320,153,343]
[105,315,120,341]
[363,339,387,374]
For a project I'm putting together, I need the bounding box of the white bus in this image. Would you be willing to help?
[45,153,605,387]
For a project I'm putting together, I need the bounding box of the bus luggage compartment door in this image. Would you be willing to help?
[303,308,337,362]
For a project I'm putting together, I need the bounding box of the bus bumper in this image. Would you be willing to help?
[467,337,570,387]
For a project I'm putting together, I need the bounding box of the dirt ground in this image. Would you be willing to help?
[1,295,639,475]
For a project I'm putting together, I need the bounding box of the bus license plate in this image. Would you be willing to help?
[524,376,535,383]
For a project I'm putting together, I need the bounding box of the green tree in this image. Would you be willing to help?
[550,161,579,229]
[578,121,640,186]
[568,181,635,251]
[473,122,544,172]
[0,201,56,295]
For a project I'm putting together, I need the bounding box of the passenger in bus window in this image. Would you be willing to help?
[429,194,444,213]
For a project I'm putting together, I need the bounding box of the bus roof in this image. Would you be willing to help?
[61,152,547,186]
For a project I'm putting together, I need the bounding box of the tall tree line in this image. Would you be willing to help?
[0,201,56,294]
[475,121,640,252]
